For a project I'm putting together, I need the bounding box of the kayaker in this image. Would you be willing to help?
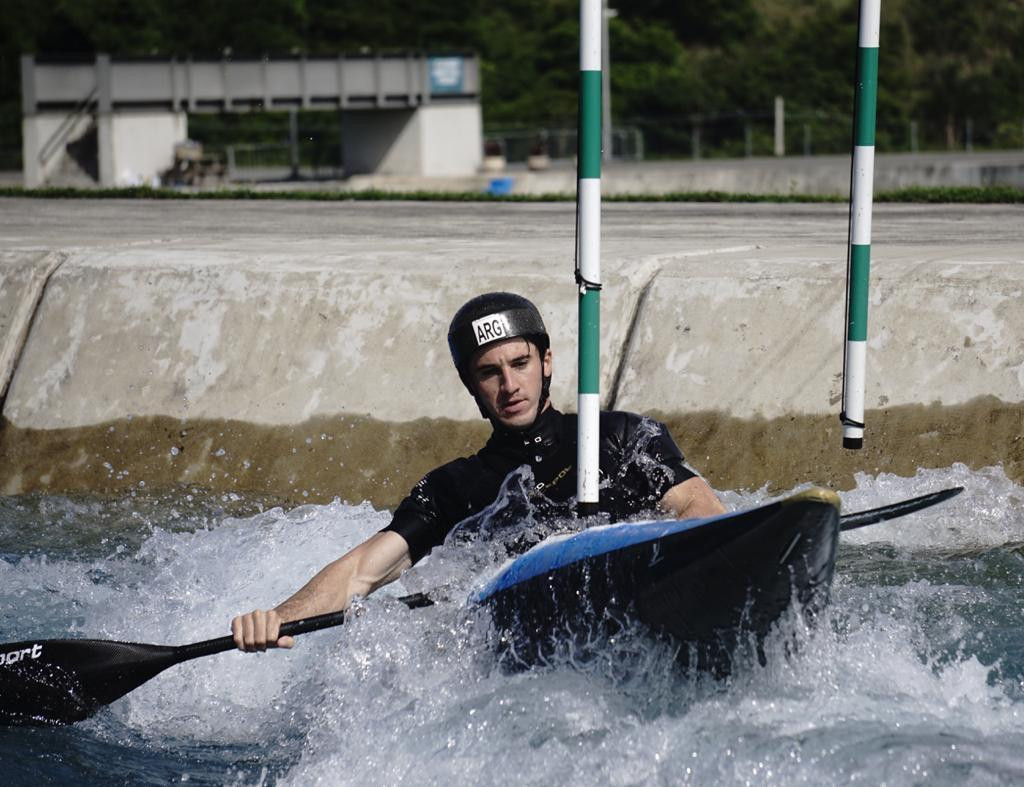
[232,292,725,651]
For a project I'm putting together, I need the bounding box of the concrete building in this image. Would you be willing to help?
[20,53,483,187]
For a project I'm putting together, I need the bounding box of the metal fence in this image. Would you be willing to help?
[190,110,343,180]
[624,110,1024,159]
[4,106,1022,178]
[482,126,645,163]
[225,142,344,180]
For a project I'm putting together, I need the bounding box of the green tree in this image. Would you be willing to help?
[3,0,1023,162]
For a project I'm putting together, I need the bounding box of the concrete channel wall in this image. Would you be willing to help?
[1,199,1021,506]
[0,251,65,404]
[1,248,659,428]
[615,250,1024,418]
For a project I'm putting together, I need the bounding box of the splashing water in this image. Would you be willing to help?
[1,465,1023,784]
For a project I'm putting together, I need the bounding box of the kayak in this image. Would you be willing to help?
[1,486,961,726]
[474,488,841,674]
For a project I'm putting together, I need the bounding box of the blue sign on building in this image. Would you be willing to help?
[428,57,464,95]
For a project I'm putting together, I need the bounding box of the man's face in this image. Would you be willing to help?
[469,338,553,429]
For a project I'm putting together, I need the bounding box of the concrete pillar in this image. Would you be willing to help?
[288,107,300,178]
[418,104,482,176]
[96,54,114,186]
[341,103,482,177]
[774,96,785,156]
[21,117,39,187]
[101,111,187,187]
[98,113,115,186]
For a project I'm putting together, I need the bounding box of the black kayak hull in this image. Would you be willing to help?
[474,490,841,673]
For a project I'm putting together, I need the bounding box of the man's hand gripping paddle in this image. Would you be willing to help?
[0,489,962,727]
[0,593,433,727]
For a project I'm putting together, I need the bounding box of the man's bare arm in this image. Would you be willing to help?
[231,530,412,652]
[659,476,726,520]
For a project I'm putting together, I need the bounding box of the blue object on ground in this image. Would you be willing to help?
[487,178,515,196]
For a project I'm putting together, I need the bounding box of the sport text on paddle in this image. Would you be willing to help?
[0,593,432,727]
[0,488,961,727]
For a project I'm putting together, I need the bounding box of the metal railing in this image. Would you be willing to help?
[224,142,344,180]
[623,110,1024,159]
[22,53,480,114]
[483,126,645,163]
[37,87,97,168]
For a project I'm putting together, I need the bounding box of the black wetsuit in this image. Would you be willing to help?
[383,407,696,564]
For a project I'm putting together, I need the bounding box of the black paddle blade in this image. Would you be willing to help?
[0,637,180,726]
[0,609,351,727]
[839,486,964,532]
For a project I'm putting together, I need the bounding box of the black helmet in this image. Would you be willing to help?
[448,292,549,374]
[447,292,551,420]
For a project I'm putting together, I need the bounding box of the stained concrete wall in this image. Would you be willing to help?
[1,199,1021,502]
[614,250,1024,418]
[0,251,65,402]
[2,250,651,428]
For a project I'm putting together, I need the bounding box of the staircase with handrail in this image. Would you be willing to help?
[37,87,98,173]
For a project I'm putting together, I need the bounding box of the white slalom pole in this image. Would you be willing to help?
[841,0,881,449]
[577,0,602,515]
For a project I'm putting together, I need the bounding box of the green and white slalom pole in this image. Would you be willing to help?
[577,0,602,515]
[841,0,880,450]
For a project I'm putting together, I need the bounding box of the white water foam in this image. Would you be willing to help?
[2,465,1022,784]
[724,463,1024,550]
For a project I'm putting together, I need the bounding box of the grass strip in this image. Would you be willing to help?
[0,184,1020,203]
[874,185,1024,203]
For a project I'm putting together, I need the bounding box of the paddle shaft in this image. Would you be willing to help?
[173,592,432,663]
[173,610,346,663]
[839,486,963,532]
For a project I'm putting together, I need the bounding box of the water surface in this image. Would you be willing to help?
[1,464,1022,785]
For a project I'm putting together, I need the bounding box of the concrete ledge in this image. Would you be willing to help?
[615,248,1024,418]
